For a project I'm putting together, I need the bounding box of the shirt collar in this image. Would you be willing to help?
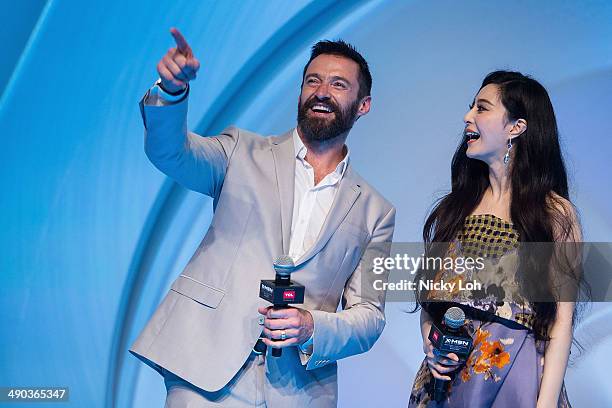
[292,128,350,178]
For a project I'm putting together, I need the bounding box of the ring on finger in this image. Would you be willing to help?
[280,330,287,340]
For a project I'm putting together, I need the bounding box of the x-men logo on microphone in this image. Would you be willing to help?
[444,338,470,347]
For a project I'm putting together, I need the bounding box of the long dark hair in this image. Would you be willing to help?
[418,71,583,343]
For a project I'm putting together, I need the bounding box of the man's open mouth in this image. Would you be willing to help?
[310,103,334,114]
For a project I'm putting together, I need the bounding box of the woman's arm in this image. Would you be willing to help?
[420,307,433,347]
[538,194,581,407]
[536,301,574,408]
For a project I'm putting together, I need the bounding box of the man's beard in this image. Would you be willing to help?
[297,96,360,143]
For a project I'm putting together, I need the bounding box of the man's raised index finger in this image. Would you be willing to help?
[170,27,193,57]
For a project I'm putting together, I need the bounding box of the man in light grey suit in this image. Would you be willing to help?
[130,28,395,407]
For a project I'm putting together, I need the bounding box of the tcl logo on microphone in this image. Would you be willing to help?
[283,290,296,301]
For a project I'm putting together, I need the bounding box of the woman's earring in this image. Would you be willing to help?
[503,139,512,165]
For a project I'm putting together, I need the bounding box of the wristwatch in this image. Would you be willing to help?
[156,79,188,96]
[151,79,188,102]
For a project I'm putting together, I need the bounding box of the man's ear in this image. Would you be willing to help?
[509,118,527,138]
[356,96,371,120]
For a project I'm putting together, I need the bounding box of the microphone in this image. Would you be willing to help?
[259,255,305,357]
[428,306,473,403]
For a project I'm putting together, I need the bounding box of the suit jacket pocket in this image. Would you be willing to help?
[170,274,225,309]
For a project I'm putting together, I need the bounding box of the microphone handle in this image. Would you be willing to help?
[433,377,447,402]
[271,303,285,357]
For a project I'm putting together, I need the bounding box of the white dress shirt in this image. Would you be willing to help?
[288,129,349,261]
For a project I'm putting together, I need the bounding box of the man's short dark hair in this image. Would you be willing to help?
[302,40,372,100]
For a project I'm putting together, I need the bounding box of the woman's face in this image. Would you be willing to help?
[463,84,520,165]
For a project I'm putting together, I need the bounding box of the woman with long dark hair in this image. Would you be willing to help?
[408,71,582,407]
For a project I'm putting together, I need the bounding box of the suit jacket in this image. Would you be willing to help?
[130,92,396,404]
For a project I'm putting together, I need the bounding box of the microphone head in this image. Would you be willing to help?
[444,306,465,329]
[273,254,295,276]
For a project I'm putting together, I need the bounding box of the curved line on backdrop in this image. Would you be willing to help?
[0,0,52,110]
[106,0,377,406]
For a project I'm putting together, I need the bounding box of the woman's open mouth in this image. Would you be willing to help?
[465,131,481,143]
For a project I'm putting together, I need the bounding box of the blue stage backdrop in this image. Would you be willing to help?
[1,1,611,406]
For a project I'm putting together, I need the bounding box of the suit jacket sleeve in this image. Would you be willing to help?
[303,205,396,370]
[139,89,239,198]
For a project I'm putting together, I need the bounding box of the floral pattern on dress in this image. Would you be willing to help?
[460,326,511,384]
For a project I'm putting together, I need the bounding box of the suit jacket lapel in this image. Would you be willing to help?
[295,165,361,266]
[270,130,295,255]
